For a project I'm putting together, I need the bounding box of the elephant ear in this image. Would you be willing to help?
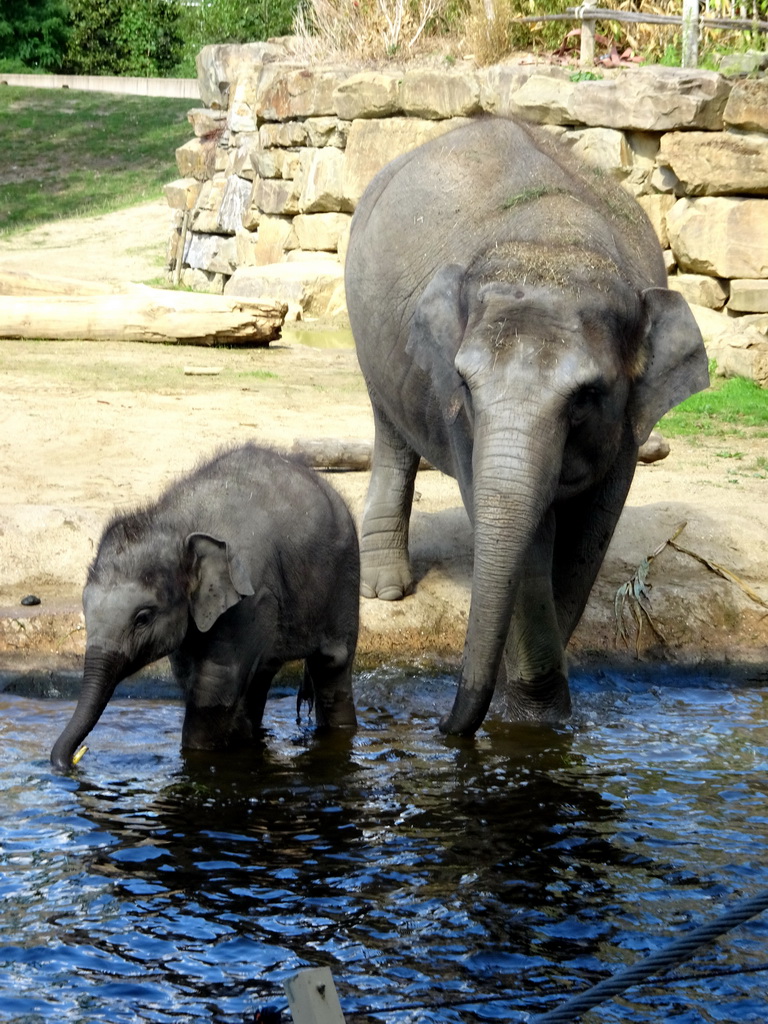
[185,533,255,633]
[629,287,710,446]
[405,264,468,423]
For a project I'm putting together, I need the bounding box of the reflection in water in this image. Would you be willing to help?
[1,669,768,1023]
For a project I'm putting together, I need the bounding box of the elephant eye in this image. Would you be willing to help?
[133,607,157,629]
[570,384,603,423]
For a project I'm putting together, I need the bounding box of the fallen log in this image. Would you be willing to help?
[0,285,287,346]
[290,433,671,471]
[290,438,433,471]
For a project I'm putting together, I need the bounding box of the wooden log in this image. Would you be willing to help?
[290,438,434,472]
[0,286,287,346]
[290,435,670,471]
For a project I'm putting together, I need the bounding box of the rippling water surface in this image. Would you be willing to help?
[2,668,768,1023]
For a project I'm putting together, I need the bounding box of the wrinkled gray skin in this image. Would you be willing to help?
[51,444,359,770]
[345,116,708,737]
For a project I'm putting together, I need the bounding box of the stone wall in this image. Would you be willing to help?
[164,43,768,381]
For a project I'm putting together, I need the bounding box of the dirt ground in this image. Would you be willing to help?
[1,200,767,681]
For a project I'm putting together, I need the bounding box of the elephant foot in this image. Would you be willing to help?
[503,670,572,724]
[360,555,413,601]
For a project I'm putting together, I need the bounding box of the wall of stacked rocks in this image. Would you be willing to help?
[165,42,768,382]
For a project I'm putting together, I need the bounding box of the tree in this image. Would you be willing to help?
[179,0,299,71]
[65,0,184,77]
[0,0,70,71]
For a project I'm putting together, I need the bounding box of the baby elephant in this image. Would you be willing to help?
[51,444,360,769]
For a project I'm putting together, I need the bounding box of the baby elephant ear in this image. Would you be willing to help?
[630,287,710,446]
[185,533,255,633]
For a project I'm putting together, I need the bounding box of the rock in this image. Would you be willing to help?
[478,64,549,116]
[303,117,350,148]
[293,212,351,252]
[718,50,768,77]
[636,193,676,248]
[184,232,238,275]
[667,197,768,279]
[637,431,670,464]
[723,78,768,132]
[225,260,345,319]
[688,302,768,385]
[195,41,289,108]
[668,272,729,310]
[187,108,227,138]
[298,147,350,213]
[399,69,482,119]
[250,214,297,265]
[218,175,253,233]
[657,130,768,196]
[191,178,227,233]
[333,72,403,120]
[164,178,203,211]
[509,67,731,131]
[180,268,227,293]
[553,125,633,179]
[175,138,216,181]
[341,116,469,207]
[258,67,352,121]
[728,279,768,314]
[718,332,768,387]
[253,176,301,216]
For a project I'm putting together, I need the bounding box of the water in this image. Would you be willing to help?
[2,667,768,1023]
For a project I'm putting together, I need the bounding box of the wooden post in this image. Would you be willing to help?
[284,968,347,1024]
[174,209,190,287]
[682,0,700,66]
[580,12,597,65]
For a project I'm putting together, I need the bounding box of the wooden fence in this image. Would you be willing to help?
[516,4,768,65]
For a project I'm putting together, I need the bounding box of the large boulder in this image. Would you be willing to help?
[341,116,469,206]
[333,72,403,120]
[509,67,731,131]
[399,69,482,119]
[195,42,289,108]
[723,78,768,132]
[667,197,768,278]
[657,130,768,196]
[225,261,345,319]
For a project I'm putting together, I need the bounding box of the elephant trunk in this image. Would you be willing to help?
[50,646,122,770]
[440,407,565,736]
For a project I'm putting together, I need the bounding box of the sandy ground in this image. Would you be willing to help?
[1,201,767,682]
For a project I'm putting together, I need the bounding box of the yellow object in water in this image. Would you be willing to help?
[72,745,88,765]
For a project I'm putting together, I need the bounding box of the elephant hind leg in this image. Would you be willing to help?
[304,642,357,730]
[360,404,420,601]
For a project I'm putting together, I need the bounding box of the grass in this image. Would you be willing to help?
[660,373,768,439]
[0,87,193,234]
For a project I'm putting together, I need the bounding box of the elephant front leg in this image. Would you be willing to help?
[360,404,420,601]
[501,513,571,723]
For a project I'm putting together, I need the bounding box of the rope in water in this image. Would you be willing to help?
[335,887,768,1021]
[533,886,768,1023]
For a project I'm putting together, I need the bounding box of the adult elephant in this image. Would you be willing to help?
[345,116,708,737]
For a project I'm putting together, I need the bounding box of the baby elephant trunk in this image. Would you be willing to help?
[50,646,122,770]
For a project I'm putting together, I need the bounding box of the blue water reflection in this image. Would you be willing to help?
[1,668,767,1023]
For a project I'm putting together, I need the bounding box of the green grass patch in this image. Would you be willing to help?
[660,374,768,438]
[0,87,192,234]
